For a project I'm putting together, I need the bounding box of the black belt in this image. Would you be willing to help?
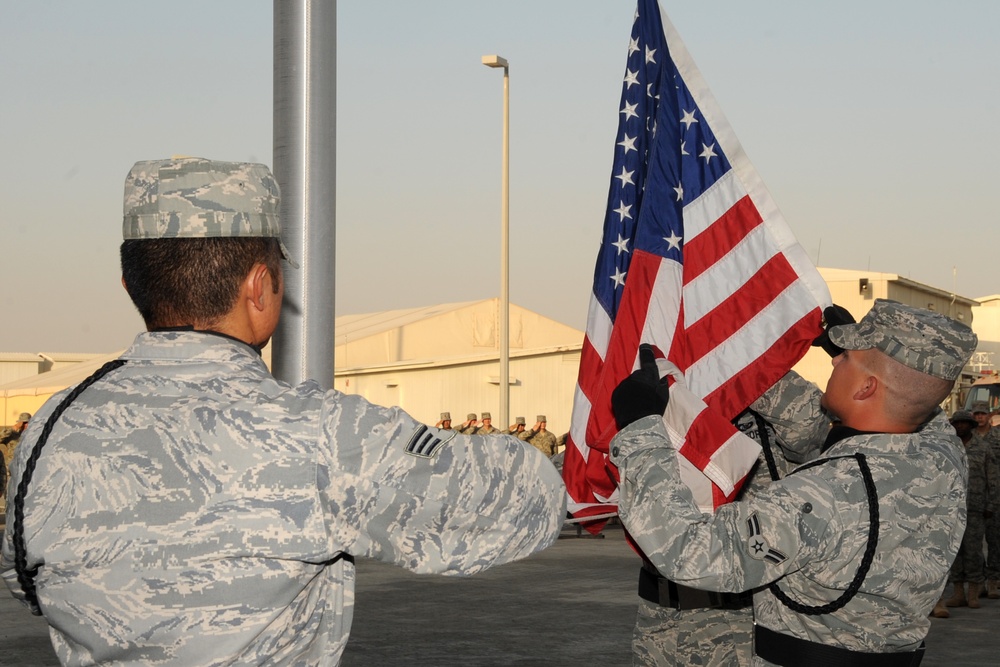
[638,563,753,610]
[754,625,925,667]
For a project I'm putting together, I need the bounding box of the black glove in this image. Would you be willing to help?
[811,304,855,357]
[611,344,669,430]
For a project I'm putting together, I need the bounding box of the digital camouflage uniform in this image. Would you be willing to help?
[476,424,501,435]
[525,429,559,458]
[1,332,566,666]
[982,427,1000,583]
[614,299,975,665]
[0,158,567,667]
[632,371,828,667]
[0,426,22,470]
[950,431,999,585]
[456,414,479,435]
[614,410,965,664]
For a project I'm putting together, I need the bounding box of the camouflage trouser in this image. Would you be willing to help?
[986,512,1000,580]
[950,511,987,584]
[632,599,752,667]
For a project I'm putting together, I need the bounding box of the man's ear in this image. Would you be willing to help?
[246,263,272,312]
[854,375,879,401]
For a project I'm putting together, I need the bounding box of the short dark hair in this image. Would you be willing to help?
[120,237,282,329]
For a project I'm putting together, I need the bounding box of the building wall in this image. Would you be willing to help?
[0,359,43,386]
[971,296,1000,372]
[334,300,582,370]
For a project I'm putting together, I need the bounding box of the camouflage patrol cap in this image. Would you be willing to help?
[481,412,492,420]
[950,410,977,424]
[467,413,477,420]
[16,412,31,423]
[828,299,976,381]
[515,417,526,425]
[537,415,547,422]
[440,412,451,421]
[122,157,297,267]
[971,401,990,414]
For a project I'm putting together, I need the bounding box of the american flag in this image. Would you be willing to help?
[563,0,831,521]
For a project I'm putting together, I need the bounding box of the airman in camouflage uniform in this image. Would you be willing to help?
[476,412,501,435]
[942,410,999,610]
[0,412,30,470]
[503,416,527,436]
[435,411,453,430]
[524,415,559,457]
[972,401,1000,598]
[0,158,566,667]
[456,413,479,435]
[633,372,829,667]
[611,299,976,665]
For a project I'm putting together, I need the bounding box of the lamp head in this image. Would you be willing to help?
[481,54,509,69]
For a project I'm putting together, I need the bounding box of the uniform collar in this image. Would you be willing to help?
[123,329,268,369]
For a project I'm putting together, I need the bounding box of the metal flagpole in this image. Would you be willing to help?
[272,0,337,388]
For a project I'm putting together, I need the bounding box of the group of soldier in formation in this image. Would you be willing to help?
[434,411,561,458]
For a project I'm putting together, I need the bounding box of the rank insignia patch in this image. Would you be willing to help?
[746,513,787,565]
[404,425,452,458]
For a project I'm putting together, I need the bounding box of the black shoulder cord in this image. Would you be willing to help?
[749,410,781,482]
[13,359,128,614]
[768,452,880,615]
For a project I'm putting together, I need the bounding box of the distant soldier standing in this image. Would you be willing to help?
[0,412,31,470]
[974,401,1000,598]
[435,411,453,430]
[524,416,559,457]
[942,410,998,611]
[477,412,500,435]
[504,416,527,436]
[456,413,479,435]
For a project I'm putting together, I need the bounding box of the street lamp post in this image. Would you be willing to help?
[482,54,510,429]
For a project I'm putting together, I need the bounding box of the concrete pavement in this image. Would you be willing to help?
[0,524,997,665]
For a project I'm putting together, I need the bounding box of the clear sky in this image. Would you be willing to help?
[3,1,999,353]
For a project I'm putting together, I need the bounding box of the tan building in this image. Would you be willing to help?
[792,268,977,413]
[332,299,583,432]
[0,353,110,424]
[971,295,1000,372]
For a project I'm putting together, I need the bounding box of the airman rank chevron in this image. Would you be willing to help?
[746,512,787,565]
[404,425,452,458]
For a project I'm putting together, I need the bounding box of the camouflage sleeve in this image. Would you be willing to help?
[320,393,566,575]
[965,446,992,514]
[987,446,1000,514]
[610,415,849,593]
[750,371,828,464]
